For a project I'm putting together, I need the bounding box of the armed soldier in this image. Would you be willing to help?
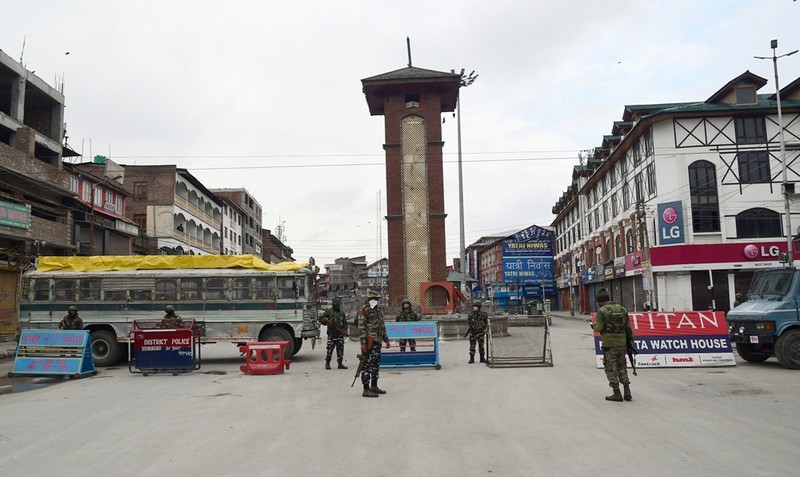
[357,291,390,398]
[159,305,185,329]
[319,297,348,370]
[593,287,635,402]
[59,305,84,330]
[467,301,488,363]
[396,300,420,351]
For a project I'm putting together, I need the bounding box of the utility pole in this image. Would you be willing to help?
[755,39,798,265]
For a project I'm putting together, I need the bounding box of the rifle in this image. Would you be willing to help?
[351,335,374,387]
[321,315,349,337]
[626,328,638,376]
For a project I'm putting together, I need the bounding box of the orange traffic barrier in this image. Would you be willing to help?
[239,341,291,375]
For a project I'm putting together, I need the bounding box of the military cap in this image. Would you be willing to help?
[596,288,611,303]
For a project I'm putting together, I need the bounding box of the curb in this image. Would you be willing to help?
[0,385,12,396]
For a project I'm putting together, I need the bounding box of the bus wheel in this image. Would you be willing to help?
[775,330,800,369]
[735,343,771,363]
[91,330,123,367]
[258,327,295,358]
[293,338,303,356]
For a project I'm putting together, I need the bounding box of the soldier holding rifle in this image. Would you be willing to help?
[319,297,348,370]
[354,291,390,398]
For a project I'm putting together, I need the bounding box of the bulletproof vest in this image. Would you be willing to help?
[602,304,627,334]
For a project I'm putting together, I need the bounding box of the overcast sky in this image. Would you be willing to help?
[3,1,800,266]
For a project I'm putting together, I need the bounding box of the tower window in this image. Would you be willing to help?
[405,93,420,108]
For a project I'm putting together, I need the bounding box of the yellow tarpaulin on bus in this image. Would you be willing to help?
[36,255,309,272]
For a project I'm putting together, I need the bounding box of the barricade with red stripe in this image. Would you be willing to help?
[239,341,291,375]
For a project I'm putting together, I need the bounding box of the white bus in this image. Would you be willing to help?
[18,255,321,366]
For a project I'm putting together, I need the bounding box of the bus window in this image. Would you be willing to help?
[232,278,251,300]
[80,279,101,300]
[278,277,296,299]
[295,278,306,298]
[156,279,177,301]
[104,289,127,301]
[34,279,50,301]
[206,278,227,300]
[181,278,202,300]
[255,277,276,300]
[55,279,76,301]
[130,288,153,301]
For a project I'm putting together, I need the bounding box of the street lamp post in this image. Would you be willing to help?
[455,68,478,305]
[755,39,798,265]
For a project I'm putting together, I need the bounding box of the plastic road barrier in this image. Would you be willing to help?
[239,341,291,375]
[129,320,201,376]
[9,330,96,379]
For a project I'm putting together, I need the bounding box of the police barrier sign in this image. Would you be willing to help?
[592,311,735,368]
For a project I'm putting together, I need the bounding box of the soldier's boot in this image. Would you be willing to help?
[605,385,624,402]
[623,384,632,401]
[370,382,386,394]
[362,388,379,398]
[410,346,416,352]
[325,359,331,370]
[400,346,406,352]
[479,353,486,363]
[468,354,475,364]
[337,360,348,370]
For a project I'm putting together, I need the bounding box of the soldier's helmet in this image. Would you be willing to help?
[332,297,341,305]
[472,301,482,308]
[402,300,412,308]
[735,293,745,301]
[165,305,175,312]
[68,305,78,312]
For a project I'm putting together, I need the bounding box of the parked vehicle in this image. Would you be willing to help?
[18,255,321,366]
[727,267,800,369]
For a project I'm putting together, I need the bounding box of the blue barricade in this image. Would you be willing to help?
[129,320,201,375]
[10,329,96,378]
[381,320,441,369]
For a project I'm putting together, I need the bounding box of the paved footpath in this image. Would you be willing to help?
[1,315,798,477]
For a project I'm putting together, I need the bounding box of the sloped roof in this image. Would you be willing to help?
[706,70,768,103]
[362,66,461,115]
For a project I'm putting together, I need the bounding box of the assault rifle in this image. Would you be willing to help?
[626,328,638,376]
[321,317,349,337]
[351,335,374,387]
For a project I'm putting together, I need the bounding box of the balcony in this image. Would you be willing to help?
[174,195,221,230]
[172,230,218,254]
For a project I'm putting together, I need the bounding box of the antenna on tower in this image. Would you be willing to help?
[275,216,287,243]
[406,36,412,67]
[20,36,26,66]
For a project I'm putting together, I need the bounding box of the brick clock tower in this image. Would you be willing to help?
[362,66,461,306]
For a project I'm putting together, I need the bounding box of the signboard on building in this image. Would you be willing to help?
[0,200,31,229]
[503,257,553,283]
[651,241,789,271]
[657,201,685,245]
[592,310,735,368]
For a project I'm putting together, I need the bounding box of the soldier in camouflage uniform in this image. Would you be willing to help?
[467,301,488,363]
[59,305,84,330]
[357,291,390,398]
[593,287,635,402]
[319,297,348,370]
[396,300,420,351]
[159,305,185,329]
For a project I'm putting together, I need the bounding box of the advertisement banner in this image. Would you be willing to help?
[502,240,552,257]
[592,310,735,368]
[657,201,685,245]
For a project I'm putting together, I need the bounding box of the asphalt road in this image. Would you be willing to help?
[1,316,798,477]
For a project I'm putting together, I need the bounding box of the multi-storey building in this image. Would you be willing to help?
[551,71,800,314]
[0,50,79,337]
[260,228,294,264]
[123,165,222,255]
[210,188,262,256]
[218,196,244,255]
[65,159,138,255]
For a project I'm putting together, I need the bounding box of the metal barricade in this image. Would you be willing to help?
[128,320,201,376]
[486,316,553,368]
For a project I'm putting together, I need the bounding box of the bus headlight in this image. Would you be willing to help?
[739,326,745,334]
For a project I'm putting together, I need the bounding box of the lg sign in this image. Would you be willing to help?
[662,206,679,225]
[743,244,780,260]
[657,201,684,245]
